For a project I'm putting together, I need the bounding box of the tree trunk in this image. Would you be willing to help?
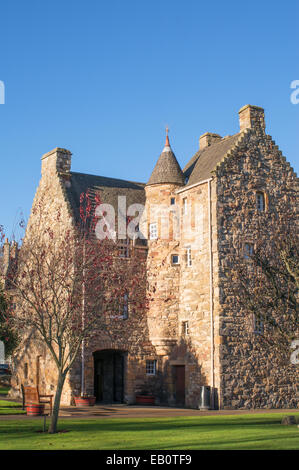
[48,372,66,434]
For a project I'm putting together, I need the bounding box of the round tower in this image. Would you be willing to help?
[145,130,185,357]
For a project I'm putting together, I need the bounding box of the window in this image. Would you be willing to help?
[171,254,179,265]
[186,246,192,267]
[121,293,129,319]
[253,314,264,334]
[244,243,254,259]
[256,192,265,212]
[118,238,130,258]
[182,321,189,336]
[149,223,158,240]
[146,360,157,375]
[170,197,176,205]
[182,198,188,215]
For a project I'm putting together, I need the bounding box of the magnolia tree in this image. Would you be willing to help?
[231,215,298,365]
[2,192,147,434]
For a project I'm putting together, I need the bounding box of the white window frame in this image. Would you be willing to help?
[182,321,189,336]
[146,359,157,375]
[186,246,192,267]
[171,254,180,265]
[149,223,158,240]
[182,197,188,215]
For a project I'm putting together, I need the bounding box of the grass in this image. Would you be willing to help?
[0,386,25,416]
[0,386,10,396]
[0,399,25,415]
[0,413,298,450]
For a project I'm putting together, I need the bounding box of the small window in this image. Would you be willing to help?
[183,198,188,215]
[185,176,189,185]
[186,246,192,267]
[146,360,157,375]
[121,293,129,319]
[118,239,130,258]
[170,197,176,205]
[149,223,158,240]
[182,321,189,336]
[256,192,265,212]
[171,254,179,265]
[244,243,254,259]
[253,314,264,334]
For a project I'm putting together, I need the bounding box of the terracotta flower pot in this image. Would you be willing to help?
[26,403,45,416]
[74,396,96,407]
[136,395,155,405]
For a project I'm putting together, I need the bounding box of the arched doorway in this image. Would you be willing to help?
[93,350,125,403]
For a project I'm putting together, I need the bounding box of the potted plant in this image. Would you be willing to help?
[74,394,96,406]
[26,403,45,416]
[135,390,155,405]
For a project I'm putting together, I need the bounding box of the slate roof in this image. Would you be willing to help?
[63,133,241,220]
[64,171,145,224]
[183,133,241,186]
[147,141,185,186]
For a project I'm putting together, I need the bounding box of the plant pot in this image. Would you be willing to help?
[74,396,96,407]
[26,404,45,416]
[136,395,155,405]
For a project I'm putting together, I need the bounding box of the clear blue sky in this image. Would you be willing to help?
[0,0,298,236]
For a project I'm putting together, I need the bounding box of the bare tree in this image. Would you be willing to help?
[2,193,147,433]
[231,216,298,363]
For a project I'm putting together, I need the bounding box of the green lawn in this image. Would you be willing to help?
[0,399,25,415]
[0,386,10,396]
[0,413,298,450]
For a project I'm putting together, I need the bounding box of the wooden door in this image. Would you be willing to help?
[174,366,185,406]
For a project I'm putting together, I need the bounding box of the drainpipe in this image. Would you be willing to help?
[81,240,86,397]
[208,179,215,409]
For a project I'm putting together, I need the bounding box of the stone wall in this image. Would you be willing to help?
[215,128,298,409]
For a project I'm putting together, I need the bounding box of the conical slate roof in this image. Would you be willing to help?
[147,132,185,186]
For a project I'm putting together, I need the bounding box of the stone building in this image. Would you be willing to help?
[8,104,298,409]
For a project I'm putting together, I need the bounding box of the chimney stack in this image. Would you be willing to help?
[199,132,222,150]
[239,105,265,133]
[41,148,72,177]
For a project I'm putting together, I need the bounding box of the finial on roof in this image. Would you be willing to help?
[163,126,171,152]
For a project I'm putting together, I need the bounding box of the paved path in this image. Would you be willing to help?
[0,395,298,421]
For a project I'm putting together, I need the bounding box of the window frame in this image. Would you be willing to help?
[182,197,188,215]
[253,314,264,335]
[244,242,254,259]
[182,321,189,336]
[121,293,129,320]
[256,191,266,212]
[118,238,130,258]
[186,246,192,267]
[146,359,157,376]
[149,223,158,240]
[171,254,180,265]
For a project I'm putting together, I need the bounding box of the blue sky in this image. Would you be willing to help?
[0,0,298,236]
